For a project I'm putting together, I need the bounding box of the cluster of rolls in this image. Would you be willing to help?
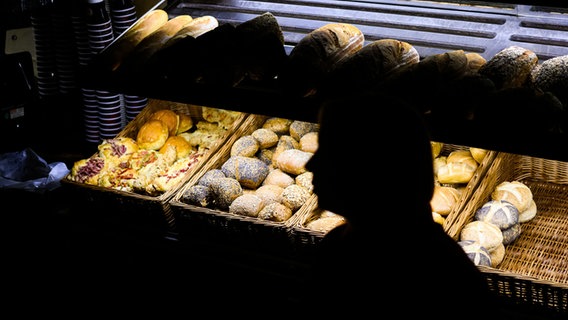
[459,180,536,267]
[430,141,489,226]
[67,106,241,195]
[180,117,320,223]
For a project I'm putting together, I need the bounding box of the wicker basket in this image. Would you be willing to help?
[61,99,248,234]
[288,143,497,252]
[170,114,316,251]
[447,152,568,314]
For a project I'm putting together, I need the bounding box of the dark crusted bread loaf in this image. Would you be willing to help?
[478,45,538,89]
[530,54,568,107]
[279,23,364,97]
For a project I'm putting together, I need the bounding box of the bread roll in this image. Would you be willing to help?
[437,161,476,184]
[289,120,319,141]
[502,223,522,245]
[478,46,538,89]
[137,119,169,150]
[431,141,443,158]
[489,242,505,267]
[491,181,533,213]
[469,147,488,164]
[197,169,226,187]
[231,135,260,157]
[258,202,293,222]
[209,177,243,209]
[262,169,295,188]
[150,109,180,136]
[275,149,313,176]
[295,172,314,194]
[530,54,568,106]
[176,113,193,134]
[281,184,310,211]
[432,211,445,225]
[306,215,346,232]
[181,184,212,207]
[430,185,461,216]
[159,135,192,160]
[446,150,478,169]
[519,199,537,223]
[280,23,364,97]
[229,194,265,217]
[255,184,284,205]
[474,199,519,230]
[458,240,492,267]
[97,9,169,72]
[460,220,503,252]
[262,117,293,135]
[465,52,487,73]
[221,156,270,189]
[299,132,318,153]
[251,128,279,149]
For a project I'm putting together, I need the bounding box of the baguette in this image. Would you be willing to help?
[162,15,219,50]
[279,23,364,97]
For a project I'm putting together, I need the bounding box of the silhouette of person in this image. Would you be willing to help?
[303,92,499,318]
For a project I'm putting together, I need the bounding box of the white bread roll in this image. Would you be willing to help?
[430,185,461,216]
[519,199,537,223]
[491,181,533,213]
[299,132,319,153]
[275,149,313,176]
[460,220,503,252]
[446,150,478,169]
[262,169,295,188]
[474,199,519,230]
[229,194,265,217]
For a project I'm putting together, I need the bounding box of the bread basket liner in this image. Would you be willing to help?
[289,143,497,249]
[169,114,317,248]
[61,99,248,233]
[448,152,568,313]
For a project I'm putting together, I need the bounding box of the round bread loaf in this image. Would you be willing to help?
[231,135,260,157]
[475,199,519,230]
[181,184,212,207]
[489,242,506,267]
[197,169,226,187]
[221,156,270,189]
[137,119,169,150]
[280,23,364,97]
[460,220,503,252]
[257,202,293,222]
[209,177,243,209]
[229,194,265,217]
[251,128,279,149]
[458,240,492,267]
[502,223,522,245]
[491,181,533,213]
[519,199,537,223]
[530,54,567,106]
[478,46,538,89]
[281,184,310,211]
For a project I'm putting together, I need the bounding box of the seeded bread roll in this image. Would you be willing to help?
[502,223,522,245]
[221,156,270,189]
[478,46,538,89]
[181,185,212,207]
[458,240,492,267]
[289,120,319,141]
[262,117,293,135]
[280,23,365,97]
[281,184,310,211]
[209,177,243,209]
[197,169,226,187]
[491,181,533,213]
[272,135,300,166]
[295,171,314,194]
[258,202,293,222]
[251,128,279,149]
[460,220,503,252]
[229,194,265,217]
[231,135,260,157]
[475,200,519,230]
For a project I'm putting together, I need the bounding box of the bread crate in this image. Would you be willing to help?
[447,152,568,314]
[61,99,248,234]
[289,143,497,253]
[170,114,319,251]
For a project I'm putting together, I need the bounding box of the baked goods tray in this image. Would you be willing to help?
[450,152,568,314]
[170,114,319,251]
[61,99,248,234]
[289,143,497,252]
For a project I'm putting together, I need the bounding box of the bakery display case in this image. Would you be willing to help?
[72,0,568,316]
